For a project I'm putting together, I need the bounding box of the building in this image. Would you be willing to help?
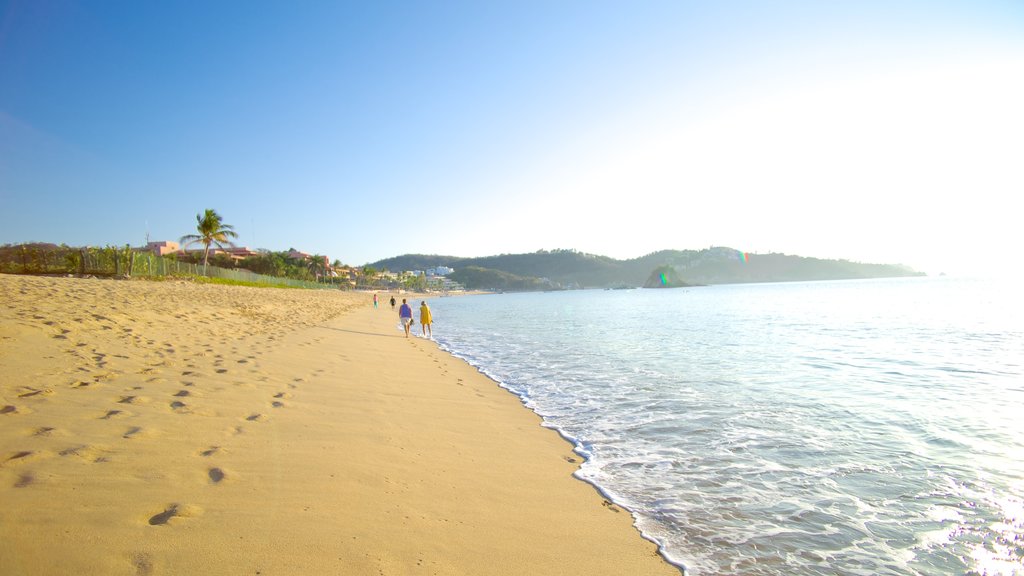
[146,241,179,256]
[222,246,260,260]
[146,241,336,271]
[427,266,454,277]
[145,241,261,262]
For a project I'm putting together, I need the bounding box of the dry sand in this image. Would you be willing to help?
[0,274,677,575]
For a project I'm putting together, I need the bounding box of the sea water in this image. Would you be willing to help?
[425,277,1024,575]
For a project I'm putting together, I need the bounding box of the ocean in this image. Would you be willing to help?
[425,277,1024,575]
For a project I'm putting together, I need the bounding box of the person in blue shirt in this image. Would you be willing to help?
[398,298,413,338]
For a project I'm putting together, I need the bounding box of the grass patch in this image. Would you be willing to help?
[190,276,303,289]
[139,274,305,289]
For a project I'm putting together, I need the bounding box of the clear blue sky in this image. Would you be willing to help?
[2,1,1022,275]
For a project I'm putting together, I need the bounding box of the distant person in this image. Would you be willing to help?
[419,301,433,338]
[398,298,413,338]
[373,293,379,309]
[389,295,396,310]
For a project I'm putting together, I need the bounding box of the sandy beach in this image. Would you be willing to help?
[0,274,676,575]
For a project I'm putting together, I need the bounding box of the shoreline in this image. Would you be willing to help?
[427,334,686,571]
[0,274,677,575]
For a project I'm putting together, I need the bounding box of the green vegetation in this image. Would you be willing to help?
[178,249,346,285]
[188,276,292,289]
[0,243,138,276]
[448,266,551,292]
[0,243,335,290]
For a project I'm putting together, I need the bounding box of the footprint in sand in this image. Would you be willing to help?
[169,401,187,411]
[198,446,220,457]
[14,472,35,488]
[59,445,110,463]
[4,450,38,466]
[245,413,265,422]
[100,409,126,420]
[147,503,201,526]
[130,552,154,576]
[173,390,190,398]
[271,401,284,408]
[208,467,226,484]
[123,427,145,439]
[1,405,19,415]
[18,388,53,398]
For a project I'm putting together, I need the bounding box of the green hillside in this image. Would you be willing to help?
[371,247,923,292]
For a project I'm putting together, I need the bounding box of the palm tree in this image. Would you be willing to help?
[180,209,238,267]
[307,254,326,282]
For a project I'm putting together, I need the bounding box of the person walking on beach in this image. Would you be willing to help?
[390,295,396,310]
[419,301,433,338]
[398,298,413,338]
[373,293,379,309]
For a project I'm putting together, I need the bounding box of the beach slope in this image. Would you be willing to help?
[0,274,676,575]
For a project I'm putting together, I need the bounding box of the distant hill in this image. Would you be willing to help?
[643,265,693,288]
[370,247,923,292]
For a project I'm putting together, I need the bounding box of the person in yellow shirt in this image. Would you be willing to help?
[419,301,433,338]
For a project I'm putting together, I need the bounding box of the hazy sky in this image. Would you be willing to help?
[2,1,1022,275]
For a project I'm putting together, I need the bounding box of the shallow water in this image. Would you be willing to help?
[429,277,1024,575]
